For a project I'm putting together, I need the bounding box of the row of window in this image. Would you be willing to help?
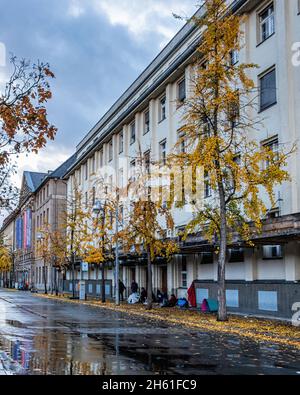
[36,184,50,209]
[75,2,289,187]
[36,209,49,231]
[196,288,279,312]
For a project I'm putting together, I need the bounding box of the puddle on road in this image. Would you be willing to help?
[0,327,300,375]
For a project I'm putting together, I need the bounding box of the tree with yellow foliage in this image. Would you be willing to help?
[121,150,178,309]
[173,0,292,321]
[38,183,90,298]
[0,239,13,279]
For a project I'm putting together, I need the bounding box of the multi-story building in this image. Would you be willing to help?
[62,0,300,319]
[0,156,75,291]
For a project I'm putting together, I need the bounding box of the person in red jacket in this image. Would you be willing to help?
[187,281,197,308]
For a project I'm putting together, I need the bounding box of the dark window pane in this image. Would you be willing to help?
[260,69,276,110]
[178,79,186,102]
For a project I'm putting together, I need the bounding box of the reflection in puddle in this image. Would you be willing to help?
[0,293,300,376]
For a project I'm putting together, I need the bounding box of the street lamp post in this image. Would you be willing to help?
[93,200,106,303]
[70,197,76,299]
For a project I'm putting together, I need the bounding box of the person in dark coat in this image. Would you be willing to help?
[168,294,178,307]
[119,280,126,301]
[140,287,147,304]
[131,280,138,294]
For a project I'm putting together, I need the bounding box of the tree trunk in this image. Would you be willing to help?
[43,263,48,295]
[101,263,106,303]
[217,183,228,322]
[145,248,153,310]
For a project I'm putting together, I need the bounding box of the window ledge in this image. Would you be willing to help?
[158,117,166,125]
[256,32,275,48]
[259,101,277,113]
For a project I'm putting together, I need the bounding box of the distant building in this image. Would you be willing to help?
[0,156,75,291]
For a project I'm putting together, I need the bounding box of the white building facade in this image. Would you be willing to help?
[63,0,300,319]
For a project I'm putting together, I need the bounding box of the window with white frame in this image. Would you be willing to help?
[204,171,212,198]
[144,150,150,174]
[130,121,136,145]
[144,110,150,135]
[130,160,136,182]
[259,3,275,43]
[178,78,186,103]
[99,149,103,167]
[262,245,283,259]
[91,155,96,174]
[119,132,124,154]
[178,130,186,153]
[159,95,166,122]
[85,162,88,180]
[159,139,167,166]
[230,49,239,65]
[259,67,277,111]
[263,136,279,168]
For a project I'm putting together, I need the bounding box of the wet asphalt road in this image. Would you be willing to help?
[0,289,299,376]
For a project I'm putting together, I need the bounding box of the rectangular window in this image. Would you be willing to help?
[204,171,212,198]
[181,256,187,288]
[178,78,186,103]
[130,122,136,145]
[258,291,278,312]
[178,130,186,153]
[144,110,150,134]
[159,95,166,121]
[259,3,275,43]
[130,160,136,182]
[262,245,283,259]
[144,150,150,174]
[99,149,103,167]
[230,49,239,65]
[226,290,239,308]
[159,139,167,166]
[108,140,113,162]
[228,91,240,128]
[201,252,214,264]
[263,137,279,168]
[85,162,88,180]
[91,155,96,174]
[196,288,209,304]
[260,68,276,111]
[119,132,124,154]
[229,248,244,263]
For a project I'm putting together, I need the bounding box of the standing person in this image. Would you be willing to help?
[119,280,126,302]
[131,280,138,294]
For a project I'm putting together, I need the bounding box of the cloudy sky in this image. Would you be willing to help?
[0,0,197,187]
